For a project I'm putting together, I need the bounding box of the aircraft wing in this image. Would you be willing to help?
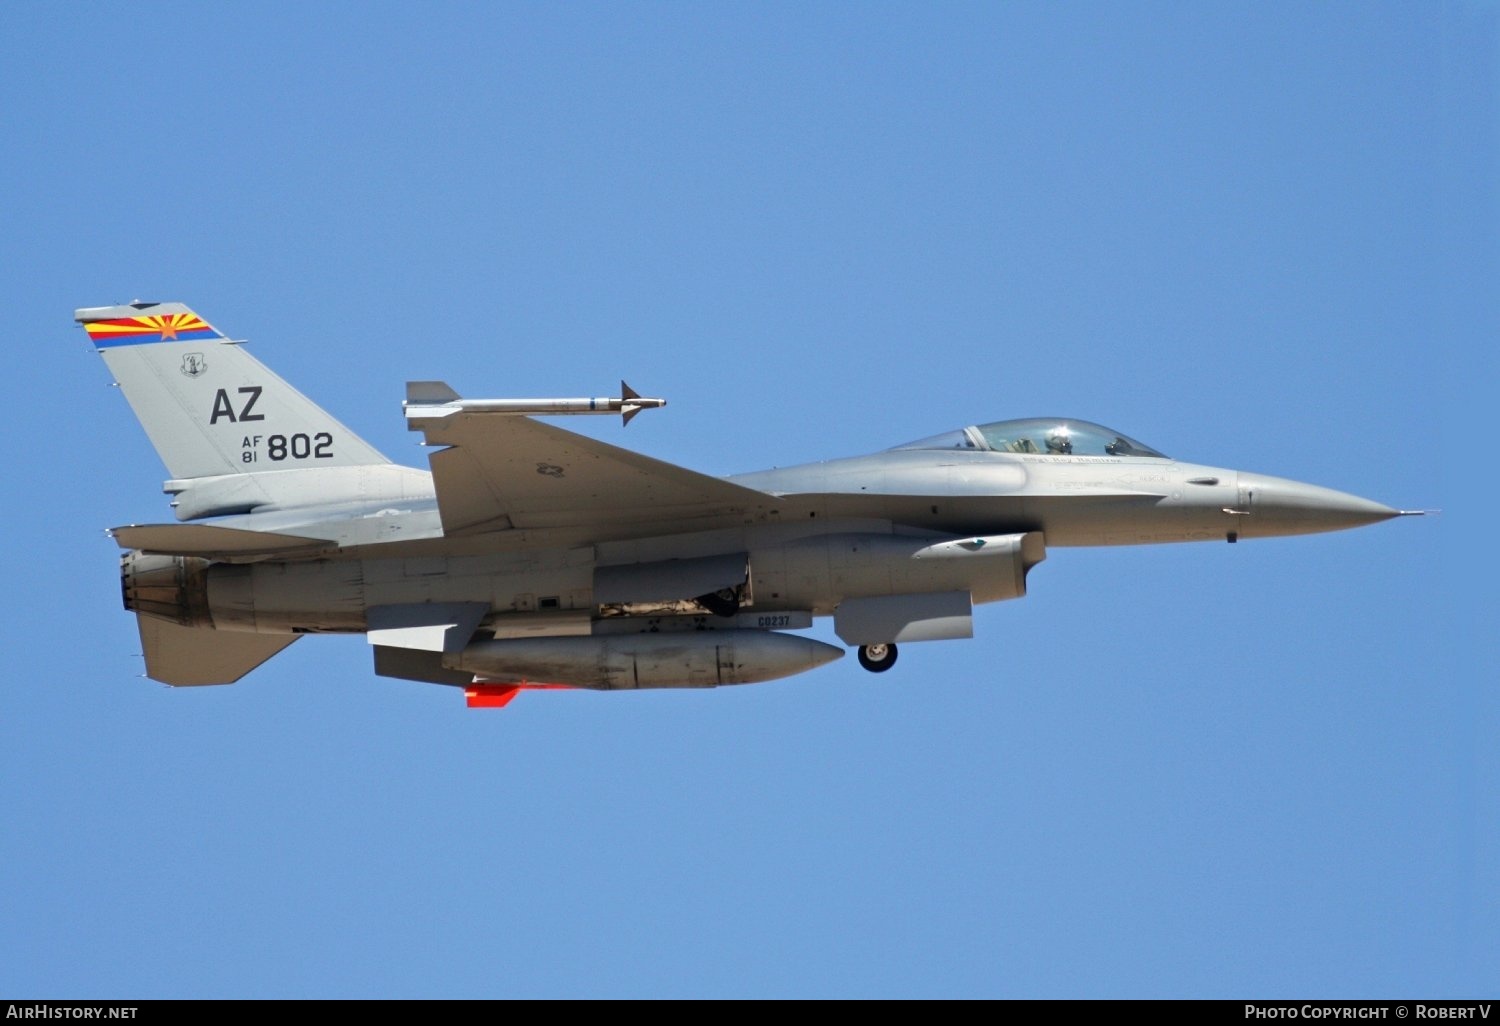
[409,411,775,536]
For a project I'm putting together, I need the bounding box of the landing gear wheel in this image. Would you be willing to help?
[857,643,898,673]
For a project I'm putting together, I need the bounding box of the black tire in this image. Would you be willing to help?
[857,643,898,673]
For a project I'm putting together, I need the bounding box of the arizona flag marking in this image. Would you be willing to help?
[83,313,224,347]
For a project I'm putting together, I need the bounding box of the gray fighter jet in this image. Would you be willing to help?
[82,302,1424,707]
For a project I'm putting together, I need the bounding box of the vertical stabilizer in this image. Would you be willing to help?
[77,302,390,480]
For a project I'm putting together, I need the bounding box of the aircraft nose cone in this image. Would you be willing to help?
[1238,472,1401,536]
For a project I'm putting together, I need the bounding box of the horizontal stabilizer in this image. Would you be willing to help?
[137,616,298,686]
[111,523,335,560]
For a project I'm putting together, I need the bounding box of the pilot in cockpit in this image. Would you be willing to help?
[1045,426,1073,454]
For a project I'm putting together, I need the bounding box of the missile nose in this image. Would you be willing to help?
[1236,472,1401,537]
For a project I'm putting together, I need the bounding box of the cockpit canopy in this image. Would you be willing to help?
[889,418,1168,459]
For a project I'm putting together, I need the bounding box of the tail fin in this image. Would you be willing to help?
[77,302,389,480]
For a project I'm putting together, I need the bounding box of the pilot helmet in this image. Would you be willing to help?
[1044,425,1073,454]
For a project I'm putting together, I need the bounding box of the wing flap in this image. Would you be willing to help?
[412,413,774,536]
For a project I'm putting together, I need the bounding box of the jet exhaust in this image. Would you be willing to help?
[120,552,213,628]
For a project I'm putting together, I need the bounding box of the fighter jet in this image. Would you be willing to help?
[81,302,1424,707]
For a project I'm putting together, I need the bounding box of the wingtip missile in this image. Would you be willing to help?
[404,381,666,427]
[618,380,666,425]
[619,380,667,425]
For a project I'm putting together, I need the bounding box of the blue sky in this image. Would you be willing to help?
[1,2,1488,998]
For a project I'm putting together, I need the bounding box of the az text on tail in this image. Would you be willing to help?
[78,301,390,482]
